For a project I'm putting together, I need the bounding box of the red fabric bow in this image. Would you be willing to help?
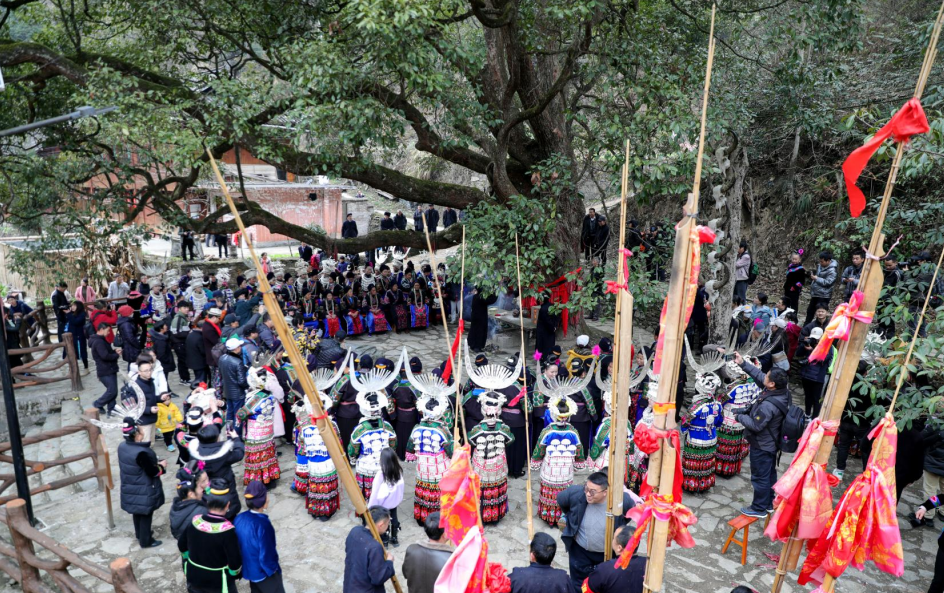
[604,248,634,294]
[507,388,526,408]
[440,319,465,383]
[616,493,697,569]
[634,424,685,503]
[809,291,873,362]
[843,98,929,217]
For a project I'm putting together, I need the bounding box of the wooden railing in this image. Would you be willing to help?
[0,499,142,593]
[0,410,109,509]
[8,332,82,392]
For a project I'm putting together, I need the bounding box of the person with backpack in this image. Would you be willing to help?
[730,351,791,518]
[796,327,834,418]
[734,241,752,302]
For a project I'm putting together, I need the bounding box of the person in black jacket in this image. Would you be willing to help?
[178,478,242,592]
[189,424,246,519]
[413,206,425,233]
[117,416,167,548]
[557,473,634,593]
[580,209,599,262]
[731,352,790,518]
[535,297,559,358]
[380,212,395,231]
[394,210,408,231]
[186,319,208,385]
[92,323,122,415]
[51,281,70,342]
[591,216,610,266]
[116,305,141,370]
[169,463,208,541]
[149,321,176,376]
[342,214,359,239]
[467,287,497,352]
[508,532,572,593]
[581,525,647,593]
[135,358,169,443]
[343,506,395,593]
[424,205,439,233]
[442,207,458,228]
[218,337,250,431]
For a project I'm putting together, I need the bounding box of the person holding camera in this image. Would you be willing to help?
[728,351,790,519]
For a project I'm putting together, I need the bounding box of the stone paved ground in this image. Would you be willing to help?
[0,324,937,593]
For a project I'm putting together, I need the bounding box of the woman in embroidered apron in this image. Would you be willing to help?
[364,286,389,334]
[716,360,760,478]
[178,479,242,593]
[236,368,281,486]
[409,282,429,329]
[468,392,515,524]
[681,373,724,493]
[531,395,584,526]
[385,283,410,332]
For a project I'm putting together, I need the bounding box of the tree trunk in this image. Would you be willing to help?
[706,135,748,344]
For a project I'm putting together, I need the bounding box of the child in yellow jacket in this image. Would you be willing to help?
[156,400,184,452]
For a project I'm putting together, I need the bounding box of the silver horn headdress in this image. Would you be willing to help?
[402,347,458,400]
[464,341,521,394]
[535,356,596,402]
[348,348,405,416]
[87,374,146,430]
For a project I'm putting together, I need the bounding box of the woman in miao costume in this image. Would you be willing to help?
[236,363,282,486]
[346,351,403,499]
[681,371,725,493]
[532,394,584,526]
[406,395,453,523]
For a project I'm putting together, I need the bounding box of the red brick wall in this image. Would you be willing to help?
[204,186,346,243]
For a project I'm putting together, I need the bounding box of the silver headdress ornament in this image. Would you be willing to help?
[594,342,651,404]
[417,392,449,421]
[479,391,507,418]
[393,248,410,263]
[548,394,578,422]
[311,350,353,393]
[216,268,231,285]
[349,349,405,417]
[535,355,596,401]
[320,258,337,274]
[464,341,521,393]
[401,347,458,399]
[685,335,726,376]
[87,374,146,430]
[695,372,723,397]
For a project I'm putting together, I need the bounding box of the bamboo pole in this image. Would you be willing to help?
[771,4,944,589]
[205,151,403,593]
[643,7,716,592]
[453,226,468,442]
[514,234,535,541]
[421,221,468,443]
[604,140,635,561]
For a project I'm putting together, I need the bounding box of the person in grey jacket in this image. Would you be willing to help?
[731,351,790,518]
[840,249,865,302]
[401,512,453,593]
[805,251,838,325]
[734,241,752,302]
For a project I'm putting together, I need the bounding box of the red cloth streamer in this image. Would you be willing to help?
[520,268,581,337]
[310,411,329,423]
[765,419,840,543]
[615,492,697,569]
[843,98,929,217]
[634,424,685,503]
[440,319,465,384]
[507,388,526,408]
[809,290,873,362]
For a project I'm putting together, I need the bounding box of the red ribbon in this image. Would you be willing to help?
[440,319,465,383]
[507,387,526,408]
[808,290,873,362]
[604,248,634,294]
[310,411,329,422]
[842,98,929,217]
[616,492,697,569]
[634,424,685,503]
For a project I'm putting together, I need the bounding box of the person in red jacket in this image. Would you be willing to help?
[90,301,119,343]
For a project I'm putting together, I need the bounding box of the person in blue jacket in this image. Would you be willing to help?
[234,481,285,593]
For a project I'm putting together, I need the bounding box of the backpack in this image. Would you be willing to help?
[747,257,760,285]
[767,397,807,454]
[210,341,227,366]
[84,319,96,339]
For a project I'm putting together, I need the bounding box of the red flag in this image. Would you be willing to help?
[436,446,487,593]
[842,98,929,217]
[441,319,464,384]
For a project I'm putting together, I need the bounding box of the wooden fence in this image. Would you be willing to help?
[0,410,108,508]
[0,499,142,593]
[8,332,82,392]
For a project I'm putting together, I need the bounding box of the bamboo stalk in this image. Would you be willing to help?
[420,221,467,443]
[643,7,716,592]
[514,234,535,542]
[604,140,635,561]
[453,226,468,442]
[206,150,403,593]
[771,4,944,590]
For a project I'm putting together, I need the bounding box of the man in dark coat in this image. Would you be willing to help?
[234,481,286,593]
[117,417,167,548]
[581,525,647,593]
[51,281,70,342]
[592,216,610,265]
[401,512,453,593]
[343,506,395,593]
[508,532,572,593]
[91,323,122,415]
[380,212,395,231]
[467,287,497,352]
[202,308,223,370]
[116,305,141,369]
[186,319,209,384]
[558,472,635,593]
[219,338,250,430]
[394,210,408,231]
[391,358,421,459]
[189,425,245,519]
[733,352,790,518]
[413,206,425,233]
[442,207,458,228]
[580,208,599,262]
[342,214,359,239]
[424,205,440,233]
[535,298,558,358]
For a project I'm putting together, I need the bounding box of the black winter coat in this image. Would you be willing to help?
[90,334,119,377]
[443,208,458,228]
[136,376,160,425]
[149,329,175,373]
[185,328,207,372]
[202,322,222,368]
[342,219,359,239]
[169,497,207,541]
[343,525,395,593]
[218,352,249,401]
[316,338,345,369]
[923,426,944,476]
[380,217,395,231]
[736,360,790,453]
[394,213,407,230]
[190,438,245,519]
[413,211,424,232]
[508,563,572,593]
[424,208,440,231]
[117,316,140,362]
[117,440,165,515]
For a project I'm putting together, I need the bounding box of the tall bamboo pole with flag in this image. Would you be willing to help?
[514,234,536,542]
[616,7,717,592]
[768,4,944,590]
[603,140,635,561]
[204,149,404,593]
